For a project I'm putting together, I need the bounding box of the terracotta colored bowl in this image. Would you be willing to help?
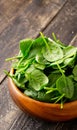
[8,68,77,121]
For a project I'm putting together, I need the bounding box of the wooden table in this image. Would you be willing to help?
[0,0,77,129]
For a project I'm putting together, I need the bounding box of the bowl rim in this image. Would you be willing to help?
[9,68,77,108]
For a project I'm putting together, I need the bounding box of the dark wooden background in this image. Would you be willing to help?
[0,0,77,130]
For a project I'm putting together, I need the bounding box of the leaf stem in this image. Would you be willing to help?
[56,63,64,76]
[46,88,57,94]
[50,96,59,101]
[55,93,65,104]
[5,56,22,61]
[60,99,64,109]
[52,32,57,42]
[40,32,50,50]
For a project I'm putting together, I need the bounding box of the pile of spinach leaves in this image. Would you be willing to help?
[6,32,77,109]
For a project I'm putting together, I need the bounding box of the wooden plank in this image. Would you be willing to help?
[0,0,67,83]
[70,34,77,46]
[0,79,58,130]
[9,113,58,130]
[0,78,19,130]
[44,0,77,45]
[55,119,77,130]
[0,0,32,33]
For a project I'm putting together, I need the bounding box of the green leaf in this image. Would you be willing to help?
[24,89,38,99]
[74,77,77,81]
[28,45,41,59]
[42,42,63,62]
[73,65,77,81]
[25,64,35,74]
[16,73,28,84]
[73,65,77,77]
[49,58,64,69]
[33,37,44,46]
[16,58,34,74]
[64,56,76,67]
[29,69,49,91]
[13,78,26,89]
[48,71,61,87]
[28,37,44,59]
[20,39,33,56]
[35,52,49,65]
[63,46,77,58]
[37,91,52,102]
[71,83,77,101]
[56,75,74,99]
[34,62,45,70]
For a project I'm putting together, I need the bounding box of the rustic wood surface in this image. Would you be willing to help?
[0,0,77,130]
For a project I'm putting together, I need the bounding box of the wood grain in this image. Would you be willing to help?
[0,78,19,130]
[0,0,32,33]
[0,0,67,83]
[9,112,58,130]
[44,0,77,45]
[55,119,77,130]
[70,34,77,46]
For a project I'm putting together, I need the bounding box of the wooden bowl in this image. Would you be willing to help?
[8,68,77,121]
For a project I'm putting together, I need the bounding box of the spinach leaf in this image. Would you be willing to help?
[24,89,38,99]
[20,39,33,57]
[32,37,44,46]
[73,65,77,81]
[71,83,77,101]
[56,75,74,99]
[28,37,44,59]
[37,91,52,102]
[13,78,26,89]
[28,69,49,91]
[16,58,34,74]
[34,62,45,70]
[40,32,63,62]
[15,73,28,84]
[35,52,49,65]
[48,71,61,87]
[63,46,77,58]
[73,65,77,77]
[42,42,63,62]
[49,58,64,69]
[63,56,76,67]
